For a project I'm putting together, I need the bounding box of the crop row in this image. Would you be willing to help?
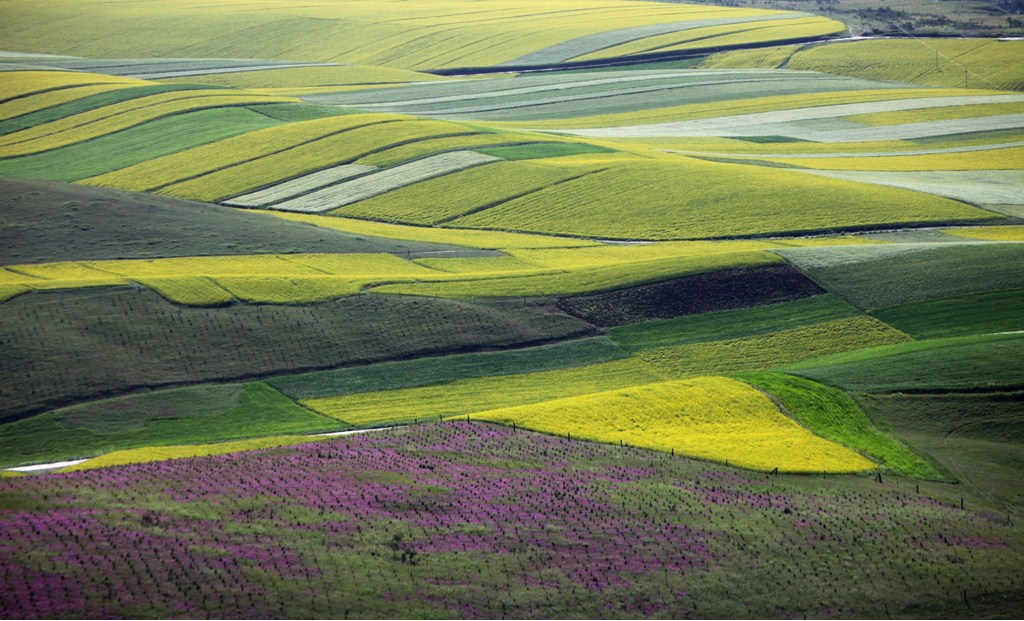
[224,164,377,207]
[442,154,988,240]
[0,89,293,157]
[274,151,501,213]
[82,113,397,192]
[160,119,490,202]
[576,16,843,61]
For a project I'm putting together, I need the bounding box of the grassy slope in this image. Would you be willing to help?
[738,373,941,478]
[0,177,472,263]
[0,382,341,469]
[0,288,591,421]
[782,332,1024,392]
[777,242,1024,310]
[871,288,1024,338]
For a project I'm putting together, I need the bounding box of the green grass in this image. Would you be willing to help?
[0,288,591,422]
[871,288,1024,338]
[0,382,342,469]
[609,294,860,351]
[0,107,283,181]
[474,142,612,160]
[270,336,626,400]
[738,373,942,479]
[857,391,1024,514]
[0,83,224,137]
[777,242,1024,310]
[782,332,1024,392]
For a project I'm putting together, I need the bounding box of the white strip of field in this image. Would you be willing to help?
[666,140,1024,159]
[406,76,828,117]
[500,13,817,66]
[324,70,743,108]
[223,164,377,208]
[796,170,1024,205]
[554,94,1024,138]
[270,151,502,213]
[6,459,89,472]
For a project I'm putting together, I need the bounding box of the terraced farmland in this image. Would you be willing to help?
[1,1,1022,618]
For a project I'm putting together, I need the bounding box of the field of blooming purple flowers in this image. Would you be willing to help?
[1,422,1021,619]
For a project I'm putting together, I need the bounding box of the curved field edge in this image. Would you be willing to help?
[737,373,943,479]
[461,376,877,474]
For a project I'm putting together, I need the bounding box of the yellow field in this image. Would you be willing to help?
[699,44,803,69]
[2,253,448,304]
[944,225,1024,241]
[353,132,565,168]
[470,376,877,473]
[60,435,323,472]
[443,152,990,239]
[846,102,1024,127]
[0,70,144,101]
[577,16,843,61]
[82,114,397,192]
[341,159,583,224]
[783,39,1024,91]
[301,358,664,426]
[505,88,992,130]
[267,212,600,249]
[158,117,484,202]
[0,90,294,157]
[0,1,832,71]
[0,82,141,121]
[637,316,911,378]
[132,277,235,306]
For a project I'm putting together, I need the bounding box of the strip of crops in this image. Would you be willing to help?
[871,288,1024,339]
[558,94,1024,137]
[83,113,397,192]
[503,10,800,66]
[271,336,625,401]
[223,164,376,207]
[354,133,572,168]
[161,118,480,202]
[795,170,1023,206]
[273,151,502,213]
[782,332,1024,393]
[776,242,1024,309]
[376,251,782,298]
[0,83,134,123]
[301,358,662,426]
[508,87,991,130]
[0,70,142,102]
[575,16,841,61]
[0,91,294,158]
[132,276,235,306]
[161,65,449,90]
[637,316,910,378]
[0,382,340,469]
[341,160,582,225]
[269,212,601,250]
[0,107,283,181]
[0,83,230,137]
[446,155,990,240]
[473,376,874,473]
[609,294,860,351]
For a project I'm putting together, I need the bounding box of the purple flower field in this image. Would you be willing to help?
[1,422,1021,618]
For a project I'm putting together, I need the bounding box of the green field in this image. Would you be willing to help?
[0,2,1022,616]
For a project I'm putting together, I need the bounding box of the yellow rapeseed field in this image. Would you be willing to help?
[470,376,877,473]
